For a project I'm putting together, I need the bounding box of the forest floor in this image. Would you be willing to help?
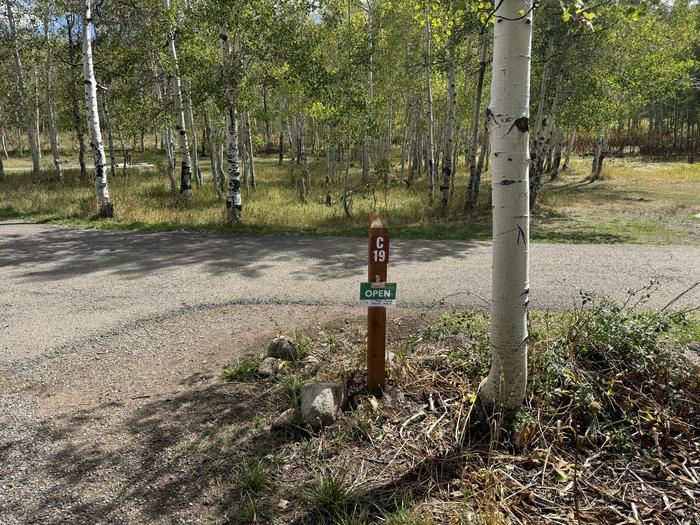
[1,151,699,244]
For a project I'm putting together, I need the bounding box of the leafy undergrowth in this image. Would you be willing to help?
[186,292,699,524]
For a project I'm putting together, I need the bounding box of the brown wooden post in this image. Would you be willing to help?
[367,212,389,394]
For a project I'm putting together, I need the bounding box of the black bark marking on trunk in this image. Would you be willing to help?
[516,224,527,245]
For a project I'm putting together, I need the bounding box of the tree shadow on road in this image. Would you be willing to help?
[5,377,300,524]
[0,225,484,282]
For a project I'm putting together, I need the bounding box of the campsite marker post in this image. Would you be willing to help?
[365,212,390,394]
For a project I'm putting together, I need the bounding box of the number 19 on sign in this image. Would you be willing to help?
[370,235,389,263]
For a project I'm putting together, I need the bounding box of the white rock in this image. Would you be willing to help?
[300,382,347,429]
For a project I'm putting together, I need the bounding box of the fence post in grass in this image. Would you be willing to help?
[367,212,389,394]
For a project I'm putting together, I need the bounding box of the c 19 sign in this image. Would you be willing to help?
[369,235,389,264]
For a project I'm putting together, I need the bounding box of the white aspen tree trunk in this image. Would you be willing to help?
[33,59,42,162]
[362,0,376,183]
[423,10,435,199]
[1,128,8,159]
[99,87,117,178]
[82,0,113,217]
[6,0,41,180]
[203,107,221,197]
[478,0,533,412]
[530,74,562,208]
[440,28,457,209]
[151,61,177,191]
[239,119,248,189]
[278,116,284,165]
[43,11,62,178]
[550,128,563,180]
[465,30,489,212]
[185,83,201,187]
[221,27,242,220]
[164,0,192,200]
[66,15,87,178]
[529,35,553,207]
[386,96,393,182]
[245,110,256,189]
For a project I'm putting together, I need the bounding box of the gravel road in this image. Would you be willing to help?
[1,221,698,523]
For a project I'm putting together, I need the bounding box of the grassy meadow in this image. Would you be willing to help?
[1,147,699,243]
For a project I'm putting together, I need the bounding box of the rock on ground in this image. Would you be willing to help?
[300,382,347,429]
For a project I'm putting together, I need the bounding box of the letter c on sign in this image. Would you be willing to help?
[375,237,384,249]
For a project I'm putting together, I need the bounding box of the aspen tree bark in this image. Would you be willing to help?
[43,12,62,178]
[550,128,563,180]
[530,73,563,207]
[203,108,222,197]
[82,0,113,217]
[0,153,4,182]
[164,0,193,200]
[465,30,489,212]
[278,117,284,165]
[440,29,457,209]
[263,86,272,152]
[245,110,256,188]
[478,0,532,413]
[362,0,376,183]
[423,10,435,198]
[67,14,87,179]
[221,27,242,220]
[152,61,177,191]
[32,58,42,162]
[7,0,41,180]
[185,84,201,187]
[99,87,117,178]
[1,128,8,159]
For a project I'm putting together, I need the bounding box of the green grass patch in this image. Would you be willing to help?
[2,152,698,244]
[222,358,259,381]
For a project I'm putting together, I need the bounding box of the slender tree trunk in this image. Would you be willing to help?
[203,108,222,198]
[33,58,42,163]
[362,0,376,183]
[43,12,62,178]
[1,128,8,159]
[478,0,532,413]
[424,11,435,199]
[221,27,242,220]
[245,110,256,188]
[465,30,489,213]
[165,0,193,200]
[278,117,285,165]
[263,85,272,152]
[118,122,127,175]
[590,134,608,181]
[82,0,113,217]
[550,128,562,180]
[152,61,177,191]
[185,82,202,187]
[440,28,457,209]
[99,88,117,179]
[7,0,41,180]
[562,129,575,170]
